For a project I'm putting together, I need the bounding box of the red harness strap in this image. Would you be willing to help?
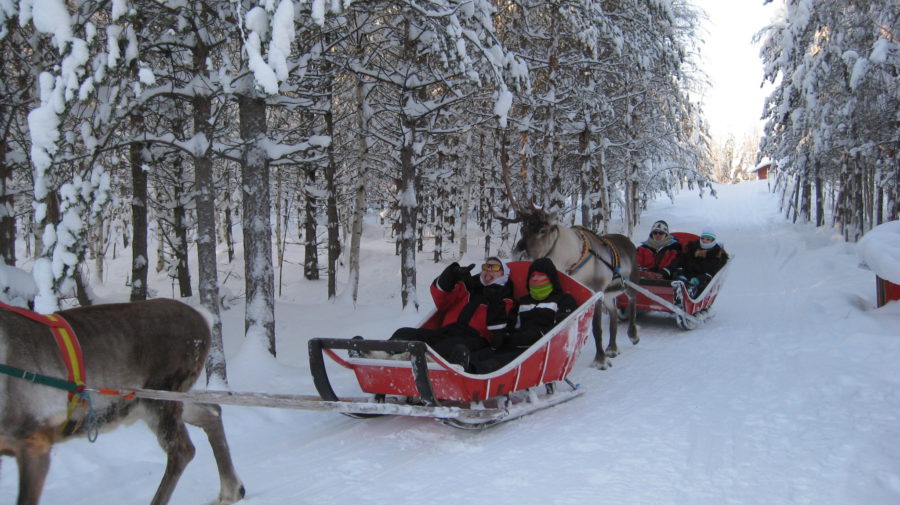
[0,301,85,406]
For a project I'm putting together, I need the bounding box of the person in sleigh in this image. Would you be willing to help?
[465,258,577,374]
[352,256,516,368]
[674,227,727,296]
[636,220,682,281]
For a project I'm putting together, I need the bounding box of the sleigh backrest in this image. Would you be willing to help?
[507,261,593,305]
[420,261,594,330]
[671,232,699,253]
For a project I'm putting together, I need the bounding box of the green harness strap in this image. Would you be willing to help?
[0,362,81,392]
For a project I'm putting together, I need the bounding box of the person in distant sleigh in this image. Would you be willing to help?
[636,220,682,280]
[352,257,516,367]
[467,258,577,374]
[674,227,727,296]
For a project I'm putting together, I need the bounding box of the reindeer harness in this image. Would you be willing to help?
[566,226,622,278]
[0,301,100,438]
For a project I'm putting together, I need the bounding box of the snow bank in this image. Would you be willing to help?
[858,220,900,284]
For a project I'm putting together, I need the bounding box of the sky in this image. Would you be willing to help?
[694,0,782,141]
[3,180,899,505]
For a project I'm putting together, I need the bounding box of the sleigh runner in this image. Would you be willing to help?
[308,261,601,428]
[617,232,731,330]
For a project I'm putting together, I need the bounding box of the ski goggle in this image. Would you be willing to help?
[482,263,503,272]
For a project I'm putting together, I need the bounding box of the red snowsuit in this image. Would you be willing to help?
[430,278,514,341]
[637,237,681,278]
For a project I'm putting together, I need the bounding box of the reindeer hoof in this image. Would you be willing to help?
[629,335,640,345]
[217,483,245,504]
[605,347,619,358]
[590,358,612,370]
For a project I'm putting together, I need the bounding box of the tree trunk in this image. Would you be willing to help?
[172,158,192,298]
[238,93,276,356]
[324,104,340,299]
[458,131,474,259]
[224,202,235,263]
[814,163,824,227]
[130,139,148,301]
[190,36,226,382]
[274,164,284,296]
[302,165,319,280]
[0,139,16,265]
[799,171,811,223]
[346,78,372,302]
[398,120,418,310]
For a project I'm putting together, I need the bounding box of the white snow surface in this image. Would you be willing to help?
[2,181,900,505]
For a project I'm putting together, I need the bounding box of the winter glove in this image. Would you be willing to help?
[457,263,477,289]
[437,262,461,291]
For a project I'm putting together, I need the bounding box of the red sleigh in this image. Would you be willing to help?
[617,232,730,330]
[308,261,602,429]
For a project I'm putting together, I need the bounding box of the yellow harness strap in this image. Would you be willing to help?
[568,226,620,276]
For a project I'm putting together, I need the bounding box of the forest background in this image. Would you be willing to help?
[0,0,897,384]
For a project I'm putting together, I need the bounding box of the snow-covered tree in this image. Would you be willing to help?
[759,0,899,239]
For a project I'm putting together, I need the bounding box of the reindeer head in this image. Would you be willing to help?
[498,160,561,260]
[511,207,561,260]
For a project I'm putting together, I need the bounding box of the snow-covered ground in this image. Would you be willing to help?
[3,180,899,505]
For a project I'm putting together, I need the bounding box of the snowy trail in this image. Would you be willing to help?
[3,181,899,505]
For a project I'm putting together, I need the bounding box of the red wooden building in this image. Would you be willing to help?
[752,162,775,180]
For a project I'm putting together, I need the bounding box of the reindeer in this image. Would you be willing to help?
[500,169,638,370]
[0,298,245,505]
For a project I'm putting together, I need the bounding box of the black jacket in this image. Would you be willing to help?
[676,241,727,280]
[503,290,577,349]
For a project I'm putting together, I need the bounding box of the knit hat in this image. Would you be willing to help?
[528,257,563,294]
[651,220,669,234]
[699,227,717,249]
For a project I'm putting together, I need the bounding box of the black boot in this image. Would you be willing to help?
[448,344,470,372]
[347,336,364,358]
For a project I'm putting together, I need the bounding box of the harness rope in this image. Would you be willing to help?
[566,226,622,278]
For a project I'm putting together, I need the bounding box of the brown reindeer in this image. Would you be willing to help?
[0,298,244,505]
[500,168,638,369]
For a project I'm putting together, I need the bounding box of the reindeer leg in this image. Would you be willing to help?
[604,297,620,358]
[590,301,611,370]
[627,288,639,345]
[145,402,195,505]
[183,403,245,505]
[15,431,53,505]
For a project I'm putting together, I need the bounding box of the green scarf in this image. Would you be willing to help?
[529,278,553,300]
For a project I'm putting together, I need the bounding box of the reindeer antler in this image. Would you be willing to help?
[500,140,522,216]
[492,205,522,224]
